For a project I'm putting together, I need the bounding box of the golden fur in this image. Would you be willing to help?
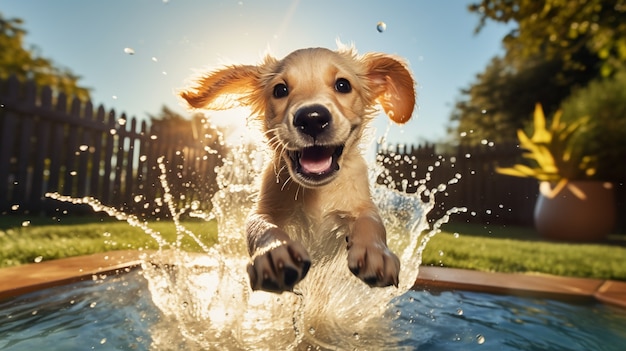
[180,47,415,293]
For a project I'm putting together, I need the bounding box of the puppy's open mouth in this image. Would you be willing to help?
[288,145,344,184]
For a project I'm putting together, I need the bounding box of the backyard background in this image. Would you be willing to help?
[1,1,626,275]
[1,74,624,232]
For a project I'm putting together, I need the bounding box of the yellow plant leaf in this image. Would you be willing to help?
[531,103,551,143]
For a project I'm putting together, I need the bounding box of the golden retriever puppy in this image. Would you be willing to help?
[180,47,415,293]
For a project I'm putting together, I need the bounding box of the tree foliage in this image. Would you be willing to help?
[470,0,626,76]
[449,51,598,146]
[0,13,90,100]
[448,0,621,146]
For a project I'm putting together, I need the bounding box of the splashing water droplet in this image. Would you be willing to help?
[456,308,463,315]
[376,21,386,33]
[33,256,43,263]
[476,334,486,344]
[123,47,135,55]
[79,145,89,152]
[22,221,30,227]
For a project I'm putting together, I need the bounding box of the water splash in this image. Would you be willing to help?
[46,139,466,350]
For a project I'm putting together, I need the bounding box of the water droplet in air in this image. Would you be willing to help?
[456,308,463,315]
[90,302,97,308]
[151,57,158,62]
[376,21,386,33]
[124,47,135,55]
[22,221,31,227]
[100,338,107,345]
[476,334,485,344]
[11,204,19,211]
[34,255,43,263]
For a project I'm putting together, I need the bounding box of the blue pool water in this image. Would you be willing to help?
[1,269,625,350]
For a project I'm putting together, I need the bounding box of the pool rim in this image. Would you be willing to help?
[0,250,624,309]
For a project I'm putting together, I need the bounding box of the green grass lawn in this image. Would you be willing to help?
[1,215,625,281]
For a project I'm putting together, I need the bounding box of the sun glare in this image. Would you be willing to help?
[207,107,264,145]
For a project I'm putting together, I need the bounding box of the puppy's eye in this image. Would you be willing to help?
[273,83,289,98]
[334,78,352,93]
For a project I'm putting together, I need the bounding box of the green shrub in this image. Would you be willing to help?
[560,69,626,182]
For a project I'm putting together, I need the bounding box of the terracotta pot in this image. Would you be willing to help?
[534,180,616,242]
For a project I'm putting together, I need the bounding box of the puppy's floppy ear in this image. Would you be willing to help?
[179,65,260,111]
[362,53,416,124]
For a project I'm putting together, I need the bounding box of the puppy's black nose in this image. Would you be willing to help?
[293,105,331,138]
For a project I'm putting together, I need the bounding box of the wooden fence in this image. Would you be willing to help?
[0,76,222,217]
[2,76,623,231]
[376,143,539,226]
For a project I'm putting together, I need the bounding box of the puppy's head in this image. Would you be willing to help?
[180,47,415,187]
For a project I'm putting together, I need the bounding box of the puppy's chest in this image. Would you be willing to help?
[289,197,354,240]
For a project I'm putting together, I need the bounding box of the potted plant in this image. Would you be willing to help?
[497,104,616,241]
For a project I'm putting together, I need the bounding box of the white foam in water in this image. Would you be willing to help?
[46,136,466,350]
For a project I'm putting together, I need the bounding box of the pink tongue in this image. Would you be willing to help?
[300,148,333,174]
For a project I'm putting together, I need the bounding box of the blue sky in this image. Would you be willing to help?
[1,0,512,146]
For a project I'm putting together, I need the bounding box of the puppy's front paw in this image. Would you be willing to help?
[247,238,311,293]
[347,241,400,288]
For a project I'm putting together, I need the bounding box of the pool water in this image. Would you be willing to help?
[0,270,159,350]
[1,269,625,350]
